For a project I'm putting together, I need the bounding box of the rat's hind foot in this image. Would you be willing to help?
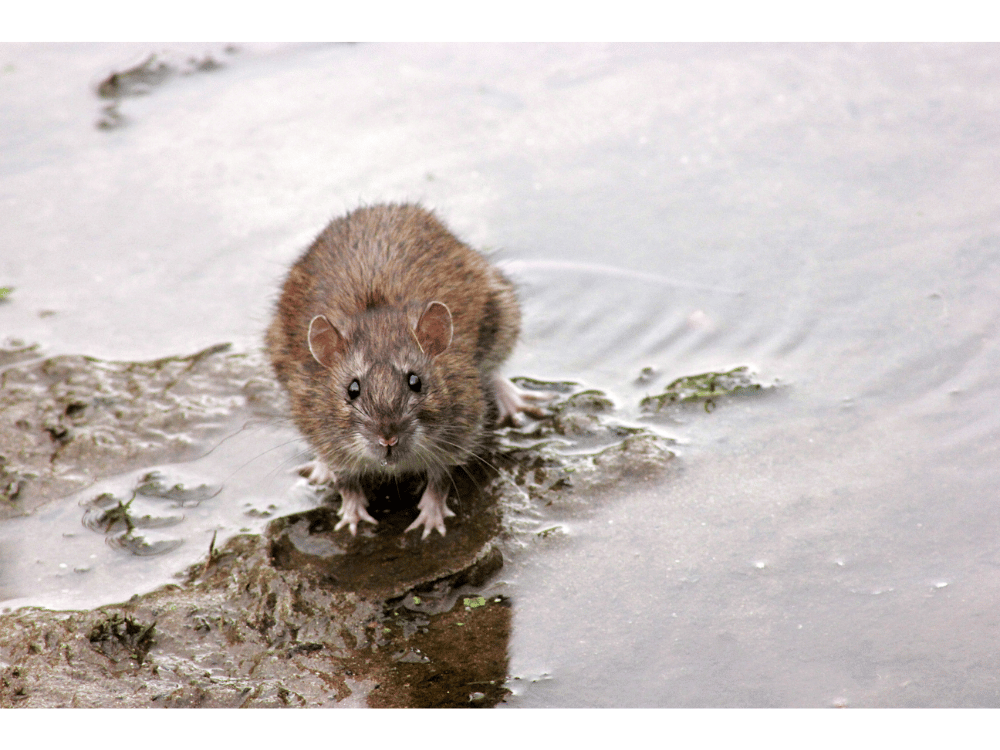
[405,483,455,540]
[298,459,335,485]
[334,486,378,536]
[493,375,556,426]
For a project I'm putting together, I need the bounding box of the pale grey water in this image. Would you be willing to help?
[2,42,1000,706]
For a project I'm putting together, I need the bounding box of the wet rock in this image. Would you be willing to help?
[267,464,503,600]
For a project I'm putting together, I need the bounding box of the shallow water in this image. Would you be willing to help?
[3,42,1000,706]
[0,420,316,611]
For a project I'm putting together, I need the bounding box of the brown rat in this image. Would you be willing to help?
[266,203,545,539]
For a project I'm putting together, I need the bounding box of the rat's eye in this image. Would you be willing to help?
[347,379,361,400]
[407,373,422,393]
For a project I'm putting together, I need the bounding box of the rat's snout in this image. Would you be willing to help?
[375,428,405,466]
[374,423,406,464]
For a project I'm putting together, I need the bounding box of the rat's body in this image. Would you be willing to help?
[266,203,538,538]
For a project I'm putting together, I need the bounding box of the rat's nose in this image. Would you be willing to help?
[378,434,398,447]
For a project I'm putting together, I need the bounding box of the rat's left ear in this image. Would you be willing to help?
[413,301,453,358]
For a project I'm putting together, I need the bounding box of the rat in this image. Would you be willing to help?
[265,203,546,539]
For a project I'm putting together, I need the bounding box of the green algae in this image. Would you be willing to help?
[640,366,770,414]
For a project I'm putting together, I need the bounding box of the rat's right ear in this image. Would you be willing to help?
[414,301,453,358]
[308,315,346,369]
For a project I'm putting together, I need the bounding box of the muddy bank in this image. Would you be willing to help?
[0,532,508,708]
[0,343,696,707]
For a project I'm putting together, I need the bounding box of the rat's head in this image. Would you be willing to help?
[305,301,458,475]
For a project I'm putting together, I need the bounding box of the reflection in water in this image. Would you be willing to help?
[358,594,512,708]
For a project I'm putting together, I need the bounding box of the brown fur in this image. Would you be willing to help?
[265,203,520,493]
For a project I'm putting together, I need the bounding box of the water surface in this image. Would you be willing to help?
[2,42,999,706]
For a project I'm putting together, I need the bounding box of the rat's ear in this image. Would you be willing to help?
[308,315,347,369]
[413,301,453,358]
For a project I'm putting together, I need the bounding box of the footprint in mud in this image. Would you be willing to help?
[81,470,220,557]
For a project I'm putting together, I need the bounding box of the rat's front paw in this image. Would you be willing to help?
[334,488,378,536]
[405,485,455,540]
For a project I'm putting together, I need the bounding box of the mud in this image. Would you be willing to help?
[0,341,281,519]
[94,48,233,130]
[0,343,677,707]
